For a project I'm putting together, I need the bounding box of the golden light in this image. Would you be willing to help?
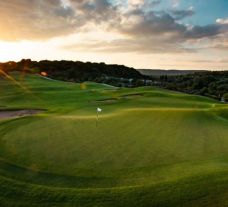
[0,69,30,93]
[0,68,44,102]
[41,71,48,76]
[80,83,87,90]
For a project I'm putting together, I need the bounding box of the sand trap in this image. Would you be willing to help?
[0,109,44,119]
[91,98,118,104]
[91,94,143,105]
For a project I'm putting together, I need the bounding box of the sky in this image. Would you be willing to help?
[0,0,228,70]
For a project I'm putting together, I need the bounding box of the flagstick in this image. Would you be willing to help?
[96,110,98,127]
[96,107,102,127]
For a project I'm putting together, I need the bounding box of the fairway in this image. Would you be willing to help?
[0,73,228,207]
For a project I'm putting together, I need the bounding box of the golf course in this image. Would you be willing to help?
[0,73,228,207]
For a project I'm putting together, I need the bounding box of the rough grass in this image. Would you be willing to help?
[0,73,228,206]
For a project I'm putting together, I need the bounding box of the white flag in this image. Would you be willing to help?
[97,107,102,112]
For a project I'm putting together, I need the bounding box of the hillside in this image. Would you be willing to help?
[0,59,147,87]
[0,72,228,206]
[1,60,227,101]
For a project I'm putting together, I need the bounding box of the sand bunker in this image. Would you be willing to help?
[0,109,44,119]
[91,94,143,105]
[91,98,118,104]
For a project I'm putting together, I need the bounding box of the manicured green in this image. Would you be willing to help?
[0,73,228,207]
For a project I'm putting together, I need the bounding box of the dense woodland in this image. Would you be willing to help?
[0,59,228,101]
[0,59,148,87]
[153,71,228,102]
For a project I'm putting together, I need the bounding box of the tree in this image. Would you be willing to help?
[222,93,228,102]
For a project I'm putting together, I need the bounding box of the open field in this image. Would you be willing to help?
[0,73,228,206]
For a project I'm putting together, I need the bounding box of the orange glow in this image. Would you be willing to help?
[0,69,30,93]
[0,68,43,102]
[41,72,48,76]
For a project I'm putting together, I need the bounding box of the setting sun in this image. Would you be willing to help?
[0,0,227,70]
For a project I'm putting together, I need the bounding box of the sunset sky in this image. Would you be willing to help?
[0,0,228,70]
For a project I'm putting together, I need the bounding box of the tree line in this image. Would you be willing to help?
[152,71,228,102]
[0,59,149,87]
[1,59,227,101]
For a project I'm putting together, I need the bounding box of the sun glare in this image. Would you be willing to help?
[40,71,48,76]
[0,41,56,62]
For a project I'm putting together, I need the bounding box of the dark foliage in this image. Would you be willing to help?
[0,59,149,87]
[152,71,228,101]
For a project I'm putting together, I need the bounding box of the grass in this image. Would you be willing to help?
[0,73,228,206]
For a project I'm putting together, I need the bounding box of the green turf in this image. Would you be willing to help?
[0,73,228,206]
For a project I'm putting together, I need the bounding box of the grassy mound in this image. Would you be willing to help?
[0,73,228,206]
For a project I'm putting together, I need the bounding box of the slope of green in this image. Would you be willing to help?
[0,73,228,206]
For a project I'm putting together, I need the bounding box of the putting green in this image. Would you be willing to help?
[0,73,228,206]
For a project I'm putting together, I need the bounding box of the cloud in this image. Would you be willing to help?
[216,18,228,25]
[128,0,161,7]
[128,0,144,6]
[0,0,78,40]
[118,6,227,40]
[184,24,226,39]
[193,58,228,64]
[0,0,115,41]
[0,0,227,56]
[170,7,195,20]
[63,37,194,54]
[171,0,181,8]
[62,6,228,54]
